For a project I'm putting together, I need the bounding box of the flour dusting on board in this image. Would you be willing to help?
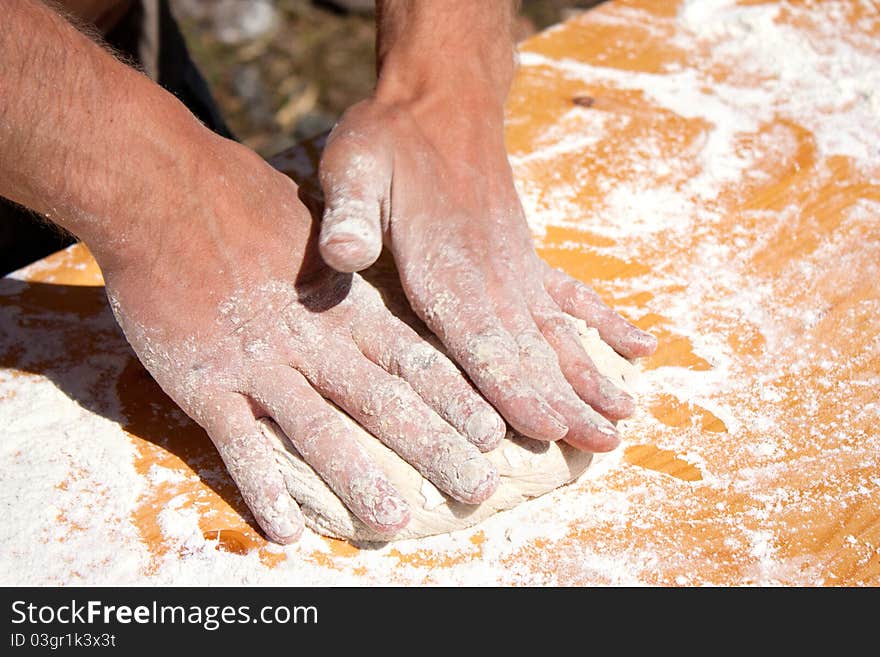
[2,0,879,585]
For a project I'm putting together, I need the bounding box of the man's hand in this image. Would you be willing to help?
[317,1,657,452]
[1,0,502,543]
[103,139,502,542]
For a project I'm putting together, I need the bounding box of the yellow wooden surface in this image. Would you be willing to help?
[2,0,878,584]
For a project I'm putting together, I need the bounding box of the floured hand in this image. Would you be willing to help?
[101,138,503,543]
[317,97,657,453]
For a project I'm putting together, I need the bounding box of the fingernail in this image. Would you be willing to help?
[319,214,381,272]
[538,399,569,439]
[599,377,635,418]
[470,466,500,503]
[633,329,658,353]
[321,216,374,244]
[596,422,618,437]
[263,494,304,543]
[465,408,506,451]
[368,493,411,533]
[593,421,621,451]
[454,458,499,504]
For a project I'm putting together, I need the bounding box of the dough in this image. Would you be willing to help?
[260,320,637,542]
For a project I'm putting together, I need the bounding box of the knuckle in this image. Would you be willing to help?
[300,409,336,434]
[496,383,543,408]
[362,378,412,416]
[540,312,575,339]
[440,387,485,420]
[515,330,555,360]
[298,414,341,449]
[396,341,443,375]
[419,290,460,326]
[463,330,518,369]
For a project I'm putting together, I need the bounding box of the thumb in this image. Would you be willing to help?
[317,132,388,273]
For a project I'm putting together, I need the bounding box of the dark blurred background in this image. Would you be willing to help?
[174,0,606,156]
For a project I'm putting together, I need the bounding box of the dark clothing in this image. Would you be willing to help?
[0,0,233,276]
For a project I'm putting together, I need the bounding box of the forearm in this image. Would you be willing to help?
[375,0,518,113]
[0,0,213,268]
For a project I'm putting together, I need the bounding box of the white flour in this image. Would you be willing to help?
[0,371,149,584]
[2,0,879,585]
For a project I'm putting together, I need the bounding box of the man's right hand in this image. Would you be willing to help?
[101,136,504,543]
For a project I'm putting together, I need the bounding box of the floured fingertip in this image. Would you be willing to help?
[595,377,635,420]
[622,329,658,359]
[465,407,507,452]
[256,493,305,544]
[319,210,382,272]
[469,465,500,504]
[319,233,381,273]
[565,420,621,453]
[363,488,411,534]
[534,399,570,440]
[451,457,499,505]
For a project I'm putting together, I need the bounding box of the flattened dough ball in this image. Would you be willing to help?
[260,320,638,542]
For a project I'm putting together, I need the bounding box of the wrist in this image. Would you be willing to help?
[75,88,223,272]
[375,59,512,125]
[374,0,516,117]
[376,42,515,108]
[0,1,229,274]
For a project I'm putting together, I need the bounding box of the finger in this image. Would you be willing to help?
[250,365,410,534]
[301,340,499,504]
[201,392,304,544]
[531,302,634,420]
[406,263,569,442]
[350,287,505,451]
[447,328,570,442]
[542,263,657,359]
[498,300,621,453]
[317,131,387,272]
[370,336,507,452]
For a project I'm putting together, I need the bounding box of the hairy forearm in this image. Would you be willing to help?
[0,0,211,268]
[375,0,518,112]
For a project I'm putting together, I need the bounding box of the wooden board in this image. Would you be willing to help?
[2,0,878,584]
